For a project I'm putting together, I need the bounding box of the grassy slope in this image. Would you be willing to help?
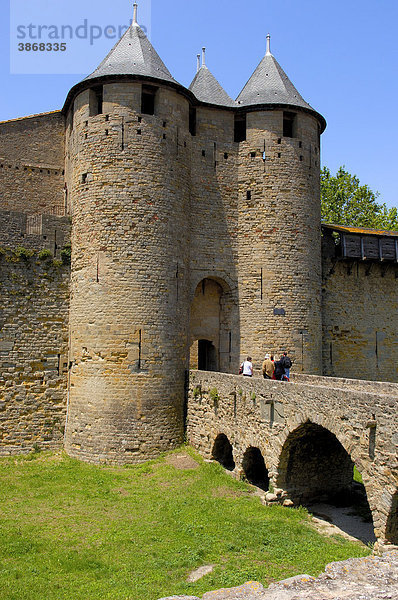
[0,448,370,600]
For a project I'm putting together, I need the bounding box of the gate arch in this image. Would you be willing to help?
[189,277,238,373]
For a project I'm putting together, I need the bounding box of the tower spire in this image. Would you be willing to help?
[133,2,138,26]
[202,47,206,67]
[266,33,271,55]
[197,54,201,73]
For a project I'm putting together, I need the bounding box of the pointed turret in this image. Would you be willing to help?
[189,48,236,108]
[236,34,313,111]
[84,3,176,84]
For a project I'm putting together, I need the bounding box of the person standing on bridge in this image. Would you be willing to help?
[281,351,292,379]
[262,354,274,379]
[241,356,253,377]
[274,357,285,381]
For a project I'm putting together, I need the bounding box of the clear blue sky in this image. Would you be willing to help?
[1,0,397,208]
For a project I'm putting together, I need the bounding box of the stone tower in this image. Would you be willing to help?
[63,6,326,464]
[233,34,326,374]
[64,5,192,463]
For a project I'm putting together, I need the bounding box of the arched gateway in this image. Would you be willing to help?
[189,278,238,373]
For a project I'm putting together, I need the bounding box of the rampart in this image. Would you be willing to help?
[322,238,398,382]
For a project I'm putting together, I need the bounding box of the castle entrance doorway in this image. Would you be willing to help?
[198,339,217,371]
[189,277,235,372]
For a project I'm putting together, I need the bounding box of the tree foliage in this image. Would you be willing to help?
[321,166,398,230]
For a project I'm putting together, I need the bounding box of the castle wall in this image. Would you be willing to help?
[0,210,70,255]
[0,112,65,215]
[0,250,70,454]
[64,82,192,464]
[322,235,398,382]
[236,109,322,374]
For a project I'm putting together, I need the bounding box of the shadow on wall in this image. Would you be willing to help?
[386,491,398,544]
[277,421,355,504]
[276,420,375,542]
[211,433,235,471]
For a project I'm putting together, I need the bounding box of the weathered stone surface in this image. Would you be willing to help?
[322,229,398,383]
[0,254,69,454]
[0,32,397,473]
[158,552,398,599]
[187,565,214,583]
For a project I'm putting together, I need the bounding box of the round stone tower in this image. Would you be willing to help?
[63,5,192,463]
[234,34,326,373]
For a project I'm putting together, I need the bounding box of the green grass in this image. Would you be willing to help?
[353,465,364,484]
[0,447,370,600]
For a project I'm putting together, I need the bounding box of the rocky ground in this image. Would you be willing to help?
[159,551,398,600]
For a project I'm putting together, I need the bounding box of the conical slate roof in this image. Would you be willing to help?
[190,65,236,107]
[236,36,313,110]
[84,20,176,84]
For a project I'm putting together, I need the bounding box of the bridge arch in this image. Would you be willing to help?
[242,446,269,491]
[211,433,235,471]
[276,421,369,507]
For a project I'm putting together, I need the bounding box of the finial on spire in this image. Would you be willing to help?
[133,2,138,25]
[202,47,206,67]
[266,33,271,55]
[197,54,201,73]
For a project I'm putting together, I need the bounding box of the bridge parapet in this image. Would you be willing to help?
[187,370,398,544]
[291,372,398,397]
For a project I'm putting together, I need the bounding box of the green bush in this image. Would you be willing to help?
[13,246,34,260]
[38,249,53,261]
[60,243,71,264]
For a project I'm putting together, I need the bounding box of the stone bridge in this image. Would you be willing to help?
[186,371,398,545]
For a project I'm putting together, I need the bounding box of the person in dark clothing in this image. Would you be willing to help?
[281,351,292,378]
[273,358,285,381]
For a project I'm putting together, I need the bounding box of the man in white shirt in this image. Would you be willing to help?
[241,356,253,377]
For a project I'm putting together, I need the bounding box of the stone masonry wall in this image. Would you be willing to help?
[189,106,240,372]
[187,370,398,542]
[0,112,65,215]
[322,235,398,382]
[0,251,70,454]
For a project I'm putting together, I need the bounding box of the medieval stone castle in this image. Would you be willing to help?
[0,4,397,474]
